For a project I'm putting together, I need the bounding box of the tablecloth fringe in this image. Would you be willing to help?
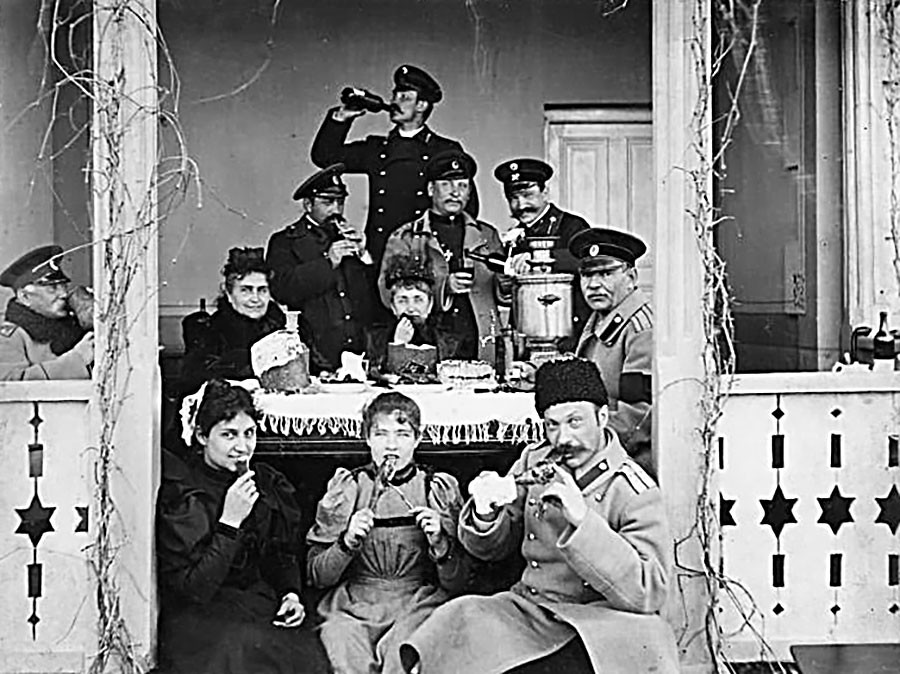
[260,414,542,445]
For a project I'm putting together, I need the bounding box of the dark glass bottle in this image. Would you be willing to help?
[465,249,507,274]
[181,297,211,354]
[340,87,392,113]
[874,311,895,361]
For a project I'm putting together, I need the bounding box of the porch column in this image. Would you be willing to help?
[91,0,160,668]
[845,0,900,326]
[653,1,713,672]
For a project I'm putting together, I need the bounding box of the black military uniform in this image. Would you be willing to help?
[265,165,375,371]
[311,65,478,267]
[494,158,591,340]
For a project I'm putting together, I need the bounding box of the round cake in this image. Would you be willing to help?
[251,330,310,392]
[437,359,497,389]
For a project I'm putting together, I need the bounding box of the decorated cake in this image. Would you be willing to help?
[386,342,438,378]
[251,330,310,392]
[437,359,497,389]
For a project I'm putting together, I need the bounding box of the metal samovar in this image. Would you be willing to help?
[512,237,574,364]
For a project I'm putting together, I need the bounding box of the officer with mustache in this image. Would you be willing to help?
[377,150,506,364]
[265,163,376,371]
[493,158,591,339]
[570,227,652,475]
[0,244,94,380]
[400,357,677,674]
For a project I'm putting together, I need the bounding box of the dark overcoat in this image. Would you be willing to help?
[265,214,375,370]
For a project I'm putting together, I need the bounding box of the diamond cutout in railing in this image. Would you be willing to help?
[773,603,784,615]
[830,408,842,418]
[28,609,39,640]
[830,604,841,615]
[772,406,785,421]
[890,604,899,615]
[28,403,43,432]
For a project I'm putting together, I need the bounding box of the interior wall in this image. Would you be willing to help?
[0,1,54,307]
[156,0,652,350]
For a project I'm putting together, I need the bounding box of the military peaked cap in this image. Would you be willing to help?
[0,244,69,290]
[293,163,348,201]
[494,158,554,193]
[425,149,477,182]
[568,227,647,271]
[394,65,443,104]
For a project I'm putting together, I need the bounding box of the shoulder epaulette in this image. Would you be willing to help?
[629,305,654,332]
[616,459,655,495]
[0,322,18,338]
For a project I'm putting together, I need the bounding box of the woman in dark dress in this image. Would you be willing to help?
[366,253,468,381]
[156,379,329,674]
[180,247,329,394]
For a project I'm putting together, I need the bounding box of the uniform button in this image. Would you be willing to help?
[377,227,384,233]
[339,291,345,298]
[415,209,422,215]
[530,560,539,568]
[418,171,423,177]
[416,190,424,196]
[527,533,536,540]
[528,586,537,595]
[528,498,537,506]
[379,170,387,176]
[344,314,351,320]
[423,155,429,161]
[378,189,385,195]
[583,581,590,587]
[378,208,384,213]
[380,154,387,159]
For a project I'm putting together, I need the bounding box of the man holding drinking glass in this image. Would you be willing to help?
[265,163,376,371]
[377,150,508,364]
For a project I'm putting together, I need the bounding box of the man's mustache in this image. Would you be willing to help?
[549,443,584,460]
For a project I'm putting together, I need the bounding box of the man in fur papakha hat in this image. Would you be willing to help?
[400,357,678,674]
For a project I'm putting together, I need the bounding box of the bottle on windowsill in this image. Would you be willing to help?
[181,297,211,354]
[872,311,896,372]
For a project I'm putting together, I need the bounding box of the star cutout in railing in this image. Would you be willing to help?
[817,485,855,535]
[720,494,736,527]
[760,485,797,538]
[875,484,900,535]
[15,494,55,547]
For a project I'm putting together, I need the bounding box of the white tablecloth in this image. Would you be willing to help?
[255,388,541,445]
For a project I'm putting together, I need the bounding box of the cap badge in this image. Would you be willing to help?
[451,160,459,169]
[511,172,519,182]
[589,244,600,257]
[510,162,518,171]
[48,258,60,272]
[401,66,408,74]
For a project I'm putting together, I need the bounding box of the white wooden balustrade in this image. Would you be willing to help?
[0,381,96,674]
[717,372,900,661]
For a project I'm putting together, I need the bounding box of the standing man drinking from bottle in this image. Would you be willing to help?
[311,65,479,273]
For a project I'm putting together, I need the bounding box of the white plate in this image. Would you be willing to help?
[318,382,369,394]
